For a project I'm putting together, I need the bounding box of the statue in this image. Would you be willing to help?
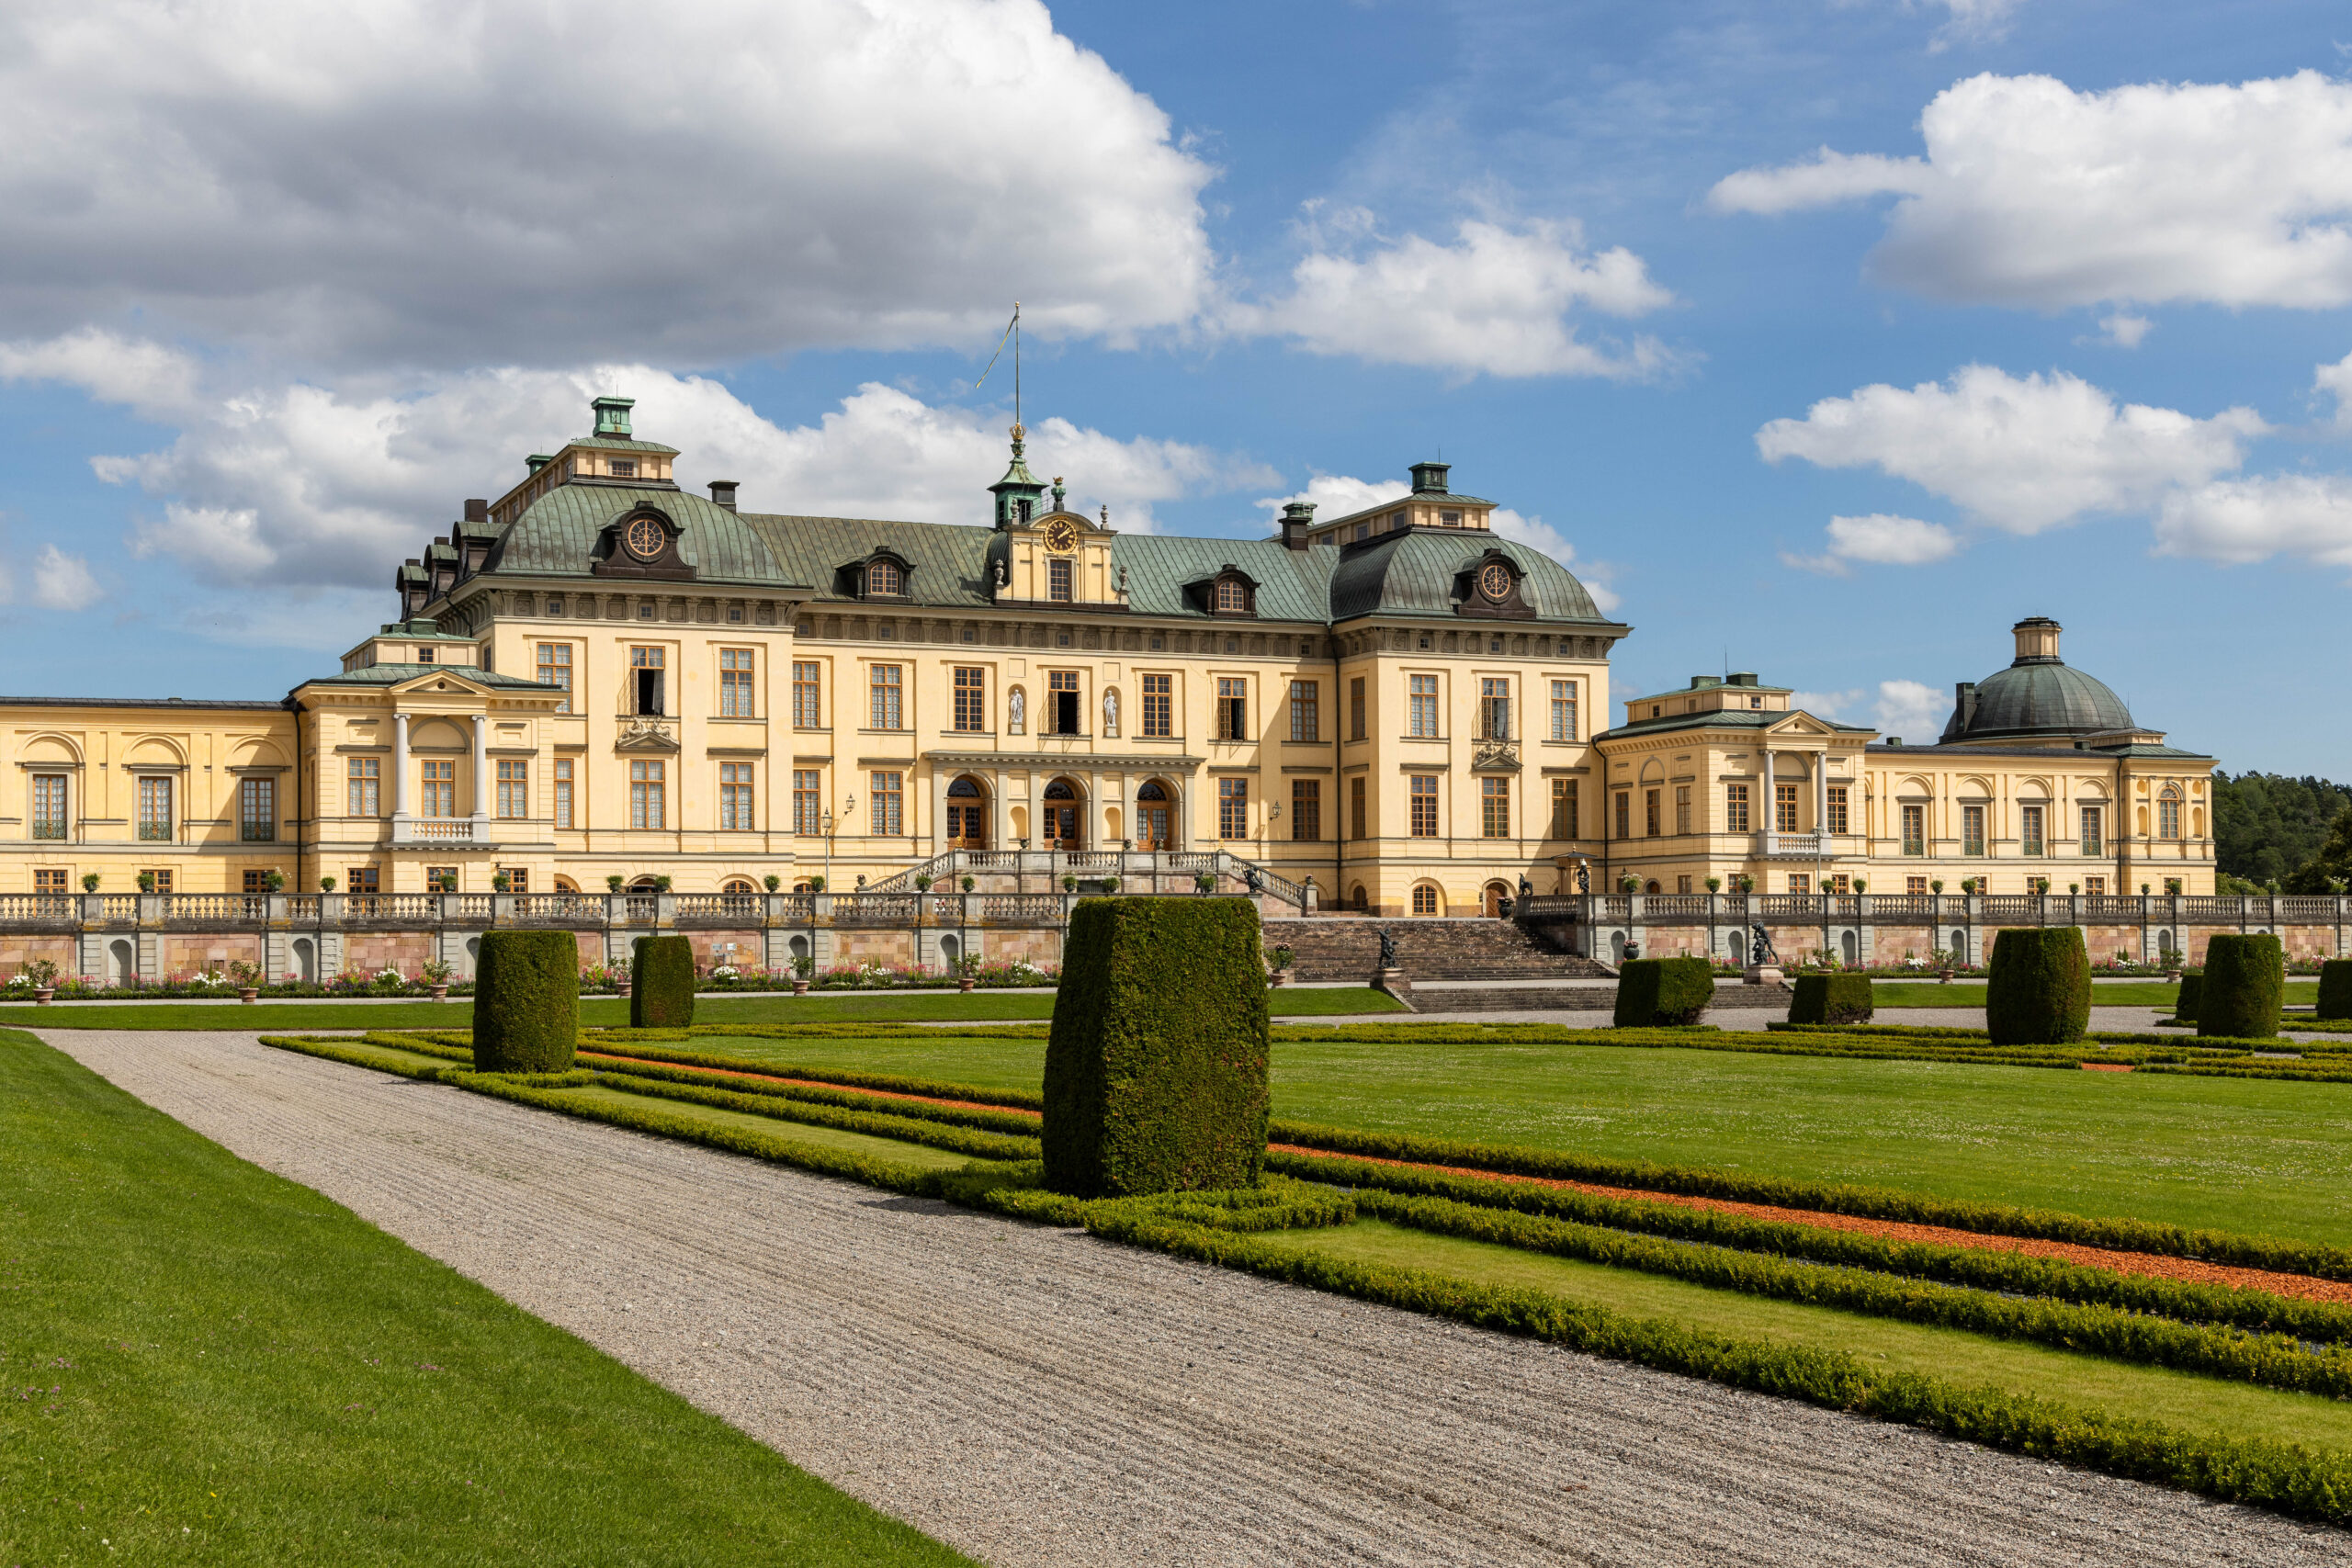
[1518,875,1532,899]
[992,557,1008,592]
[1377,929,1398,970]
[1007,686,1025,732]
[1576,862,1590,894]
[1750,925,1777,965]
[1102,687,1119,736]
[1498,895,1515,919]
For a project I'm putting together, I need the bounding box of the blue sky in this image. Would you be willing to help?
[5,0,2352,773]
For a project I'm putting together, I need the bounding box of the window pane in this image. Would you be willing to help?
[1409,775,1438,838]
[1408,674,1438,738]
[954,666,986,732]
[537,642,572,713]
[32,774,65,840]
[869,664,903,729]
[1482,777,1510,839]
[793,661,823,728]
[1291,779,1319,840]
[1289,681,1318,742]
[1142,673,1171,738]
[871,771,903,835]
[1217,777,1249,840]
[1479,678,1510,740]
[347,757,379,818]
[793,769,822,835]
[554,758,574,830]
[1550,680,1577,741]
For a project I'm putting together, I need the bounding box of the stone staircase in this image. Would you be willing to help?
[1261,918,1612,985]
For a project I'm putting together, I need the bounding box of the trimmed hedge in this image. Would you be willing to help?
[575,1039,1045,1110]
[471,930,580,1072]
[2201,934,2284,1041]
[630,934,696,1029]
[1042,897,1270,1198]
[2320,961,2352,1025]
[575,1052,1046,1137]
[1788,973,1873,1026]
[1984,926,2090,1046]
[591,1072,1041,1161]
[2176,970,2203,1022]
[1612,957,1714,1027]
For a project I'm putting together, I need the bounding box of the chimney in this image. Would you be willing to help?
[463,498,489,524]
[526,453,553,475]
[1409,460,1451,494]
[1954,681,1978,731]
[1279,501,1317,551]
[708,479,739,513]
[2012,615,2063,663]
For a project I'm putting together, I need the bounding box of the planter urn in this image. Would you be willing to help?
[236,987,257,1004]
[957,976,975,992]
[791,977,810,996]
[427,984,450,1004]
[1268,968,1291,987]
[33,987,55,1006]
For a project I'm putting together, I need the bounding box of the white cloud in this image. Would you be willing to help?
[1254,474,1410,525]
[1929,0,2029,48]
[0,0,1214,367]
[0,329,201,420]
[2316,351,2352,430]
[1230,213,1677,379]
[28,546,101,611]
[1790,687,1864,718]
[1253,473,1620,612]
[19,342,1272,591]
[1785,513,1961,574]
[2092,312,2153,349]
[2154,475,2352,567]
[1873,679,1948,741]
[1757,365,2265,534]
[1710,71,2352,310]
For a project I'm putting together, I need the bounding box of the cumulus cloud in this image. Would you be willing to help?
[0,0,1214,368]
[2316,350,2352,430]
[1757,365,2265,534]
[1790,687,1865,718]
[6,338,1272,590]
[0,542,104,611]
[1787,680,1948,740]
[1783,513,1961,574]
[2091,313,2153,349]
[1252,471,1619,610]
[2154,475,2352,567]
[1710,72,2352,310]
[1230,212,1677,379]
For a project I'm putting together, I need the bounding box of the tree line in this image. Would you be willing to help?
[2213,772,2352,894]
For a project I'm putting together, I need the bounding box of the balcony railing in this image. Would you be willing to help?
[240,822,276,842]
[30,819,67,841]
[137,821,174,841]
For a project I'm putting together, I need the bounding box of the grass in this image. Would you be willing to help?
[1250,1219,2352,1452]
[1873,980,2319,1010]
[684,1029,2352,1249]
[0,986,1402,1030]
[0,1028,971,1566]
[547,1083,995,1171]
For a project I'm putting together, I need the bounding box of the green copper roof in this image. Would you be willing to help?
[1597,709,1873,740]
[1329,530,1611,623]
[300,663,560,691]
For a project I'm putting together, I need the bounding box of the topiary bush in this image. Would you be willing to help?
[630,934,695,1028]
[2175,970,2202,1022]
[1788,973,1873,1026]
[1042,897,1269,1198]
[2318,959,2352,1021]
[1612,957,1714,1027]
[471,930,579,1073]
[2199,933,2283,1040]
[1984,927,2090,1046]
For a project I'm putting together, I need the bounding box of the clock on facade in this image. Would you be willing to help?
[1478,562,1512,601]
[1043,519,1078,554]
[625,516,666,560]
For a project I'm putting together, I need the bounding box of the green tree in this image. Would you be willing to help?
[2285,806,2352,894]
[2212,772,2352,886]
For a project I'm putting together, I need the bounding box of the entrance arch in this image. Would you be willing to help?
[1135,779,1175,851]
[1483,881,1511,918]
[1041,778,1084,851]
[945,775,988,849]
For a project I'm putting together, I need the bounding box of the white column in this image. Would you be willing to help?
[470,714,490,829]
[1759,748,1774,857]
[391,712,412,834]
[1815,750,1828,846]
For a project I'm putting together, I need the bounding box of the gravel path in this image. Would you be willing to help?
[43,1030,2352,1568]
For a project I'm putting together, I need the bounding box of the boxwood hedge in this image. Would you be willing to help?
[630,934,696,1029]
[1042,897,1270,1198]
[2320,960,2352,1025]
[2175,969,2203,1023]
[1788,973,1873,1026]
[471,929,579,1072]
[1611,957,1714,1027]
[1984,926,2090,1046]
[2200,934,2284,1041]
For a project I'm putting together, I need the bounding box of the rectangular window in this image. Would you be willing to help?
[1614,791,1630,840]
[1482,777,1510,839]
[2020,804,2045,856]
[1216,677,1248,740]
[1907,875,1928,896]
[1724,783,1749,834]
[500,867,529,894]
[1551,778,1577,840]
[1963,804,1986,856]
[34,868,66,896]
[347,757,380,818]
[953,666,987,732]
[1774,783,1799,834]
[2085,875,2107,896]
[496,760,527,820]
[1830,874,1850,895]
[720,763,754,829]
[1049,670,1082,735]
[1409,775,1439,838]
[2080,806,2104,855]
[1670,784,1690,837]
[420,759,456,818]
[1350,775,1367,840]
[1142,673,1172,738]
[793,770,823,836]
[137,776,174,841]
[1902,804,1926,856]
[870,771,903,835]
[237,777,275,841]
[1645,787,1661,838]
[630,645,665,716]
[1550,680,1577,741]
[31,774,65,840]
[869,664,903,730]
[1218,777,1249,840]
[719,649,755,717]
[243,869,271,896]
[1047,557,1073,602]
[554,759,575,829]
[1350,677,1366,741]
[630,760,665,829]
[2159,797,2181,840]
[792,661,823,728]
[1289,681,1319,742]
[1788,874,1810,895]
[1291,779,1320,841]
[1479,678,1510,740]
[1677,875,1692,896]
[1826,785,1849,836]
[536,642,572,712]
[1408,674,1439,738]
[339,867,368,898]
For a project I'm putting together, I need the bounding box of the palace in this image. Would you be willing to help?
[0,398,2217,930]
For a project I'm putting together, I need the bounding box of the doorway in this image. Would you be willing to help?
[1042,778,1083,851]
[946,776,988,849]
[1135,780,1173,850]
[1483,881,1511,918]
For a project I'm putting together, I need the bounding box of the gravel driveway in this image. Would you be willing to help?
[42,1030,2352,1568]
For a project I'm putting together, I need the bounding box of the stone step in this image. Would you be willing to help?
[1397,981,1795,1014]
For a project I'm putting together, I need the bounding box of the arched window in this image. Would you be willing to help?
[946,774,986,847]
[947,776,982,797]
[2158,786,2182,841]
[1136,780,1168,802]
[1411,884,1441,916]
[1644,879,1661,896]
[867,559,902,596]
[722,879,755,895]
[1043,780,1076,800]
[1350,883,1368,911]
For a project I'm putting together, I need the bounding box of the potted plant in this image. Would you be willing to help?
[1704,876,1721,893]
[136,871,155,894]
[1620,875,1638,894]
[319,875,337,893]
[80,873,99,893]
[2068,881,2080,896]
[961,874,977,892]
[606,874,625,892]
[1929,879,1943,895]
[1267,944,1295,987]
[420,957,453,1002]
[2032,876,2051,897]
[612,956,631,998]
[1194,873,1216,893]
[226,958,261,1004]
[651,874,673,893]
[266,869,286,893]
[806,875,826,893]
[1960,878,1976,895]
[913,874,933,892]
[492,871,511,892]
[23,957,59,1005]
[790,954,814,996]
[763,874,782,893]
[1850,878,1867,895]
[1062,874,1080,893]
[956,953,978,993]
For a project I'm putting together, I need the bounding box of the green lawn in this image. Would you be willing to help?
[1255,1220,2352,1452]
[1873,980,2319,1010]
[0,1029,970,1566]
[687,1030,2352,1248]
[0,986,1402,1030]
[548,1083,995,1171]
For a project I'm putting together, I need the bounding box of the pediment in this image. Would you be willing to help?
[1766,713,1848,738]
[388,671,501,697]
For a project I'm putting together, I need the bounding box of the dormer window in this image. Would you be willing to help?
[1049,558,1073,602]
[867,559,903,596]
[1215,579,1248,614]
[418,648,435,664]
